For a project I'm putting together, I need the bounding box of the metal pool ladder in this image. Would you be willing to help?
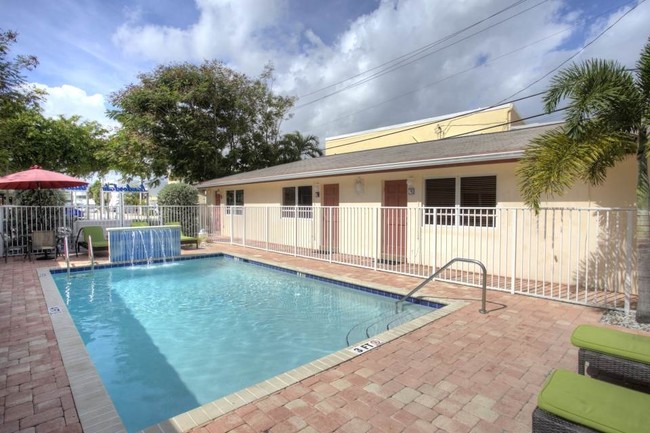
[396,258,487,314]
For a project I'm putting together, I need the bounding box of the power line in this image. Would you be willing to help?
[293,0,549,110]
[307,0,638,132]
[297,0,533,100]
[325,91,545,152]
[321,0,642,153]
[498,0,646,103]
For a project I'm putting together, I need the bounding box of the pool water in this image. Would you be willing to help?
[53,256,435,432]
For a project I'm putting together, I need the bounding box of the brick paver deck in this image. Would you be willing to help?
[0,244,615,433]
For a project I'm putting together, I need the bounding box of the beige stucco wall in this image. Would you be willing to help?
[325,104,517,156]
[205,156,637,293]
[207,156,636,209]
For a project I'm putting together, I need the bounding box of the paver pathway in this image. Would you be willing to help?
[1,244,612,433]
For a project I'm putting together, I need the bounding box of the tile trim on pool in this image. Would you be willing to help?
[51,252,444,309]
[37,267,127,433]
[42,253,468,433]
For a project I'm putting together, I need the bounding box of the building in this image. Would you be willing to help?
[324,103,521,155]
[196,114,637,308]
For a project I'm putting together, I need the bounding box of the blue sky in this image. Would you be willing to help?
[2,0,649,141]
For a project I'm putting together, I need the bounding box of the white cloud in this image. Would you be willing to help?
[34,83,118,128]
[110,0,650,141]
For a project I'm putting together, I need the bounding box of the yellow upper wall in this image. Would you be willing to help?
[325,104,521,155]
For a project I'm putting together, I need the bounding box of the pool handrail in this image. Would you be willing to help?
[396,257,487,314]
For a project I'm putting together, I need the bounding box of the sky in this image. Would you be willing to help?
[2,0,650,144]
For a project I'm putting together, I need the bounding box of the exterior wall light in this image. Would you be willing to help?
[354,177,365,195]
[406,177,415,196]
[314,183,320,198]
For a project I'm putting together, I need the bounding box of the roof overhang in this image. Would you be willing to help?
[197,150,525,189]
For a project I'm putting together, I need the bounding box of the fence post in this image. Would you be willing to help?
[242,207,246,247]
[374,207,379,270]
[229,208,233,244]
[625,210,634,315]
[510,209,518,294]
[266,207,270,251]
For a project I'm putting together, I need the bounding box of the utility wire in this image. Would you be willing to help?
[498,0,646,103]
[325,91,546,152]
[308,0,637,132]
[297,0,534,100]
[293,0,548,110]
[322,0,642,153]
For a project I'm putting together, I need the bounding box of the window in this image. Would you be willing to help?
[424,176,496,227]
[282,186,313,218]
[424,178,456,225]
[460,176,496,227]
[226,189,244,215]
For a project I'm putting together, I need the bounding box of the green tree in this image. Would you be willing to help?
[157,183,198,206]
[0,29,41,113]
[517,40,650,322]
[157,183,199,234]
[109,61,295,183]
[2,111,108,176]
[0,29,109,177]
[278,131,322,163]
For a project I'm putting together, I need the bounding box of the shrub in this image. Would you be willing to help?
[157,183,198,206]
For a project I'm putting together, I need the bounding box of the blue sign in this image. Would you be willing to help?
[66,183,147,192]
[102,183,146,193]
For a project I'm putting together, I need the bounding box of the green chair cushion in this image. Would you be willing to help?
[571,324,650,364]
[131,221,149,227]
[538,369,650,433]
[81,226,109,249]
[165,222,199,246]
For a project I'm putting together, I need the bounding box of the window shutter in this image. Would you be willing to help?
[460,176,496,207]
[425,178,456,207]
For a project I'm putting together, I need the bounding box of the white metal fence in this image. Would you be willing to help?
[0,204,636,310]
[209,205,637,310]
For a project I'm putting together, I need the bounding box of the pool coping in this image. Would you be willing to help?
[38,253,468,433]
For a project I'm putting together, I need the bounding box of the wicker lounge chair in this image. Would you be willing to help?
[532,369,650,433]
[571,324,650,390]
[164,222,199,248]
[75,226,109,256]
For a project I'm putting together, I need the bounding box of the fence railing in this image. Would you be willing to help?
[0,204,637,310]
[209,205,637,310]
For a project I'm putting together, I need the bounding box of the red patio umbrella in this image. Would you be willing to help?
[0,165,88,190]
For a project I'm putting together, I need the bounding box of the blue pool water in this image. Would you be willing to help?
[52,256,437,432]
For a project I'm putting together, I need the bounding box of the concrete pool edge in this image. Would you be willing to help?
[37,267,127,433]
[38,255,468,433]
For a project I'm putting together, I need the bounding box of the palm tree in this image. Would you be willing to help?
[518,39,650,323]
[278,131,323,163]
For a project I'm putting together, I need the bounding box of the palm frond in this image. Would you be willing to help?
[517,129,587,210]
[636,38,650,108]
[543,59,638,139]
[517,128,635,210]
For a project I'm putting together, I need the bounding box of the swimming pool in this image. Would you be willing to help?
[50,255,442,432]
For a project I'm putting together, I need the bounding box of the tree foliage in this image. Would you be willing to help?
[157,183,198,206]
[0,29,109,177]
[517,39,650,322]
[108,61,296,184]
[278,131,322,163]
[15,189,66,206]
[0,29,41,113]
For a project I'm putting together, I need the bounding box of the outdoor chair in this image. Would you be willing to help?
[30,230,57,260]
[532,369,650,433]
[571,324,650,390]
[164,222,199,248]
[75,226,109,256]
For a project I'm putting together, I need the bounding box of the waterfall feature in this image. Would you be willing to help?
[107,226,181,264]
